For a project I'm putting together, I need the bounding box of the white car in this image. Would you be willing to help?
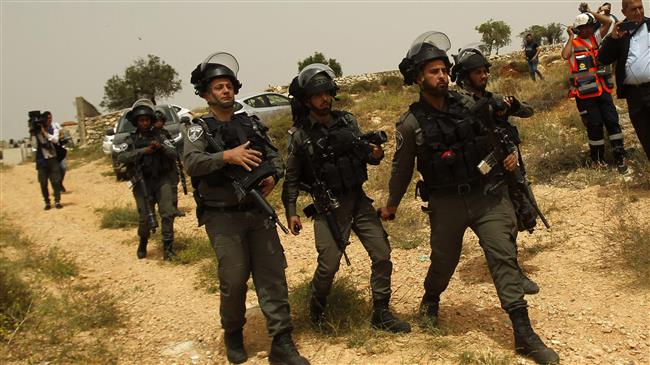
[170,104,192,119]
[234,92,290,122]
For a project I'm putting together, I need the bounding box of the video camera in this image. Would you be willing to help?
[27,110,47,134]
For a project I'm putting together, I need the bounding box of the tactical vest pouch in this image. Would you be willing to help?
[323,161,344,192]
[577,77,600,96]
[597,67,615,89]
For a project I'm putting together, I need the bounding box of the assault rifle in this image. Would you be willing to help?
[473,98,550,232]
[130,163,158,233]
[193,118,288,234]
[299,138,353,266]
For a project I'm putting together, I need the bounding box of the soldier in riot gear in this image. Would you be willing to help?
[116,99,179,260]
[379,31,559,364]
[183,52,308,365]
[282,64,411,334]
[450,46,541,295]
[153,111,185,217]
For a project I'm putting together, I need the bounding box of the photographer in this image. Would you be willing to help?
[30,111,63,210]
[43,111,68,192]
[562,2,629,173]
[598,0,649,160]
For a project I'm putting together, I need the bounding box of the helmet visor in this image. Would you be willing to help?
[407,31,451,59]
[200,52,239,77]
[455,43,487,64]
[298,63,336,88]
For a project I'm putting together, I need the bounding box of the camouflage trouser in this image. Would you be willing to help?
[203,208,292,336]
[423,184,527,312]
[37,158,62,203]
[133,180,175,242]
[310,190,392,303]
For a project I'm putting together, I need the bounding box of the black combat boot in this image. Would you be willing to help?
[371,299,411,333]
[163,240,177,261]
[509,307,560,364]
[309,295,326,326]
[137,237,148,259]
[44,201,52,210]
[224,329,247,364]
[418,294,440,327]
[268,331,309,365]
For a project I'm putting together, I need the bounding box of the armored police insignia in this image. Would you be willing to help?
[395,130,404,151]
[188,125,203,142]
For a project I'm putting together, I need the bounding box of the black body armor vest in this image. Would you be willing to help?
[410,94,493,190]
[201,114,276,187]
[131,131,173,180]
[301,111,368,194]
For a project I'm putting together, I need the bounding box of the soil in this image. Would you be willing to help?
[1,150,648,364]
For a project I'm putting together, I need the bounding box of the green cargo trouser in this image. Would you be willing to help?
[203,208,292,336]
[38,158,62,203]
[423,185,527,312]
[133,180,175,242]
[311,190,392,302]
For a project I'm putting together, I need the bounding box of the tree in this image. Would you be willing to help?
[475,19,512,55]
[542,23,564,45]
[100,55,182,111]
[297,52,343,77]
[520,23,564,45]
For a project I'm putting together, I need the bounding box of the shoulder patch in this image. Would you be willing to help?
[187,125,203,143]
[163,139,175,148]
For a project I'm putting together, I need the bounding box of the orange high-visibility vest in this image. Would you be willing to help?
[568,35,614,99]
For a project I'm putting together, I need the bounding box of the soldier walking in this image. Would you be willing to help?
[182,52,309,365]
[282,64,411,333]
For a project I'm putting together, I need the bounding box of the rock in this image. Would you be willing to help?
[161,340,198,357]
[257,351,268,358]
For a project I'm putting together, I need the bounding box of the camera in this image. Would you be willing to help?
[28,110,47,134]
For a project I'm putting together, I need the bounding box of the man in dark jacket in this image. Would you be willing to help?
[598,0,650,159]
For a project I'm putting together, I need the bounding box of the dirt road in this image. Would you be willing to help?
[1,156,648,364]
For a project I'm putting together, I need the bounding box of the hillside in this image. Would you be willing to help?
[1,50,649,365]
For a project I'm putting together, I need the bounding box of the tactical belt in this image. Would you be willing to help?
[203,202,257,212]
[429,179,483,197]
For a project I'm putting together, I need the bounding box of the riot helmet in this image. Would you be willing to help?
[450,44,491,84]
[399,31,452,85]
[190,52,242,95]
[126,99,156,126]
[297,63,338,97]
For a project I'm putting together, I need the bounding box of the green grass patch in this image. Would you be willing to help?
[40,247,79,281]
[195,259,219,293]
[458,350,515,365]
[607,205,650,288]
[0,219,123,363]
[289,277,374,347]
[173,234,213,264]
[96,206,139,229]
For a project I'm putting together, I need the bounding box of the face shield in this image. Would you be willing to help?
[201,52,239,78]
[297,63,336,88]
[407,31,452,64]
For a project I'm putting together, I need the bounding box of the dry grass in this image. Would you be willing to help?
[0,219,123,364]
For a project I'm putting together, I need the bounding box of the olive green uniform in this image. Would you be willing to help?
[182,112,292,337]
[282,112,392,303]
[387,92,527,312]
[117,130,178,242]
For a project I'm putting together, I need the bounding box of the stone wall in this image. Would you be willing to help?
[82,110,123,146]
